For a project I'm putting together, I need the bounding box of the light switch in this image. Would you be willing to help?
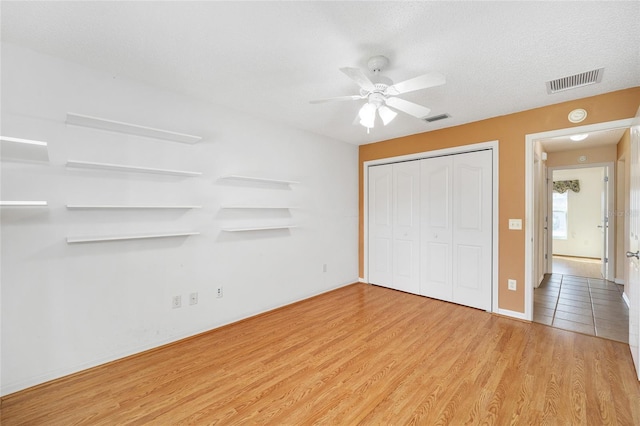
[508,219,522,230]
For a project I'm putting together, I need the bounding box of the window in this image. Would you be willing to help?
[552,191,568,239]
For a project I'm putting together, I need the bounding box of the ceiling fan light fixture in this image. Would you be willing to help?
[378,105,397,126]
[359,103,376,129]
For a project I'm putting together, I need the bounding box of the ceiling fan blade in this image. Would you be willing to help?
[340,67,376,92]
[386,72,445,95]
[386,97,431,119]
[309,95,363,104]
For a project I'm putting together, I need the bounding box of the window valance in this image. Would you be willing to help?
[553,180,580,193]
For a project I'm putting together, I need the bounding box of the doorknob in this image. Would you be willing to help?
[626,251,640,259]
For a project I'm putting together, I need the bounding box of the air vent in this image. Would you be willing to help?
[546,68,604,94]
[423,113,450,123]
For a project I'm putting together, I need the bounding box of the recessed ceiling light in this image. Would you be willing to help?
[570,133,588,142]
[568,108,587,123]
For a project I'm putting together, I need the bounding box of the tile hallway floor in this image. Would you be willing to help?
[533,274,629,343]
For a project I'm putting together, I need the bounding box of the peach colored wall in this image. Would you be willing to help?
[545,145,616,168]
[359,87,640,313]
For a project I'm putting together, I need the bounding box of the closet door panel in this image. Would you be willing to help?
[420,156,453,300]
[368,164,393,286]
[452,150,492,310]
[392,161,420,294]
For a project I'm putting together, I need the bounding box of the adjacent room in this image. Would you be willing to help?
[2,1,640,424]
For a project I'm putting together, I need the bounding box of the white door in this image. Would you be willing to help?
[628,107,640,380]
[368,164,393,287]
[420,155,453,301]
[452,150,493,311]
[368,161,420,293]
[392,160,421,294]
[601,168,609,279]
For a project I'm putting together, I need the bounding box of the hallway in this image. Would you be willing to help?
[533,273,628,343]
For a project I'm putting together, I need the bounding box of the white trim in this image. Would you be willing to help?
[615,278,625,285]
[623,291,630,308]
[358,277,366,283]
[497,308,528,321]
[363,140,500,314]
[525,118,634,322]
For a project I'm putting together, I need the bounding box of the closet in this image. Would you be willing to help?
[368,149,493,311]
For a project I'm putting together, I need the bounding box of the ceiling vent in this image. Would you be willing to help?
[423,113,451,123]
[546,68,604,94]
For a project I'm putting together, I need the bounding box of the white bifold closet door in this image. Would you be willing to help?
[368,160,420,294]
[420,150,492,311]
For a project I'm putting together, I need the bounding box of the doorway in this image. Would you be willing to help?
[525,120,633,342]
[547,165,611,279]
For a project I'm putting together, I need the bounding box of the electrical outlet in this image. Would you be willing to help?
[190,292,198,305]
[172,295,182,308]
[508,279,517,291]
[216,286,223,298]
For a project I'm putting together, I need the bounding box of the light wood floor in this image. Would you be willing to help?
[3,283,640,424]
[552,255,602,279]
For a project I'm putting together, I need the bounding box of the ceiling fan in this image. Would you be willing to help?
[310,55,445,132]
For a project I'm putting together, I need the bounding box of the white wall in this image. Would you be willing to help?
[552,167,604,258]
[0,43,358,395]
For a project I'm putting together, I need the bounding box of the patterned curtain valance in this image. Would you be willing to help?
[553,180,580,193]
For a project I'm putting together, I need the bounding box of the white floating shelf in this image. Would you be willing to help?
[1,136,49,162]
[66,231,200,244]
[66,160,202,177]
[66,113,202,144]
[221,225,297,232]
[221,206,295,209]
[220,175,299,185]
[0,201,48,207]
[67,204,202,210]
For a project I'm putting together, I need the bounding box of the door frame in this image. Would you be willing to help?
[363,140,499,313]
[546,163,615,279]
[525,118,633,321]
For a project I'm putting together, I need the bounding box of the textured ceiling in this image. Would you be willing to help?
[1,1,639,145]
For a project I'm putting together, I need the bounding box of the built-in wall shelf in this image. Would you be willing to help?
[221,225,297,232]
[66,113,202,144]
[0,201,48,207]
[0,136,49,162]
[66,231,200,244]
[66,160,202,177]
[219,175,299,185]
[221,205,295,209]
[67,204,202,210]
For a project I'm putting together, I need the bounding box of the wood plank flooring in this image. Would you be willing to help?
[2,283,640,424]
[552,255,602,279]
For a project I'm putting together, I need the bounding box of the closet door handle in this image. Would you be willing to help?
[626,251,639,259]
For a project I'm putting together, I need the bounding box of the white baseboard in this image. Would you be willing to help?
[496,308,528,321]
[623,292,630,308]
[615,278,625,285]
[358,277,366,283]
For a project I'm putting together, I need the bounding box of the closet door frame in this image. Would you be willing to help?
[363,140,499,313]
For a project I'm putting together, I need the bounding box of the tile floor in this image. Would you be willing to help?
[533,273,629,343]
